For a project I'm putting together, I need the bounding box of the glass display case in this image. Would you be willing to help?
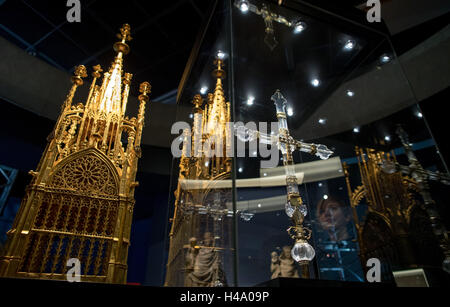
[164,0,450,286]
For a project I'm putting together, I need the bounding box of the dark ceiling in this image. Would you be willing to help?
[0,0,376,104]
[0,0,212,100]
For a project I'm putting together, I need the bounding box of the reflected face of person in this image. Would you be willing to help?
[318,201,349,231]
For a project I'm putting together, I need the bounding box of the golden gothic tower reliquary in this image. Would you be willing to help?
[0,24,150,284]
[165,59,233,287]
[343,147,441,274]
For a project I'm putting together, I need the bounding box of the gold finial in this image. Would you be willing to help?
[212,59,226,79]
[117,23,133,43]
[74,65,87,77]
[123,73,133,85]
[138,81,151,102]
[192,94,203,109]
[92,64,103,78]
[114,24,132,55]
[71,65,87,85]
[207,93,214,104]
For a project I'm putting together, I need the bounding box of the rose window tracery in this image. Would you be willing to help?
[50,152,118,195]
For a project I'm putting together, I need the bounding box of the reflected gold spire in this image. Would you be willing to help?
[165,59,232,286]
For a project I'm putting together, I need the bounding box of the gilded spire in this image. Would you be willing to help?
[192,94,203,111]
[114,23,132,55]
[72,64,88,85]
[139,81,151,101]
[52,23,150,160]
[92,64,103,78]
[212,59,226,104]
[96,24,134,114]
[207,60,227,133]
[0,23,150,285]
[212,58,226,80]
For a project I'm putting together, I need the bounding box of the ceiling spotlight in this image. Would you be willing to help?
[216,50,226,59]
[247,96,255,106]
[353,127,360,133]
[263,173,268,177]
[323,194,328,200]
[318,118,327,125]
[318,182,323,187]
[287,107,294,117]
[257,203,262,208]
[238,167,243,173]
[293,21,306,34]
[346,90,355,97]
[385,135,391,142]
[416,111,423,118]
[311,79,320,87]
[238,0,249,13]
[380,54,391,64]
[344,40,356,51]
[200,86,208,95]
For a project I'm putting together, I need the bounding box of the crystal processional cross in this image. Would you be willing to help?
[234,0,298,51]
[236,90,334,268]
[381,125,450,272]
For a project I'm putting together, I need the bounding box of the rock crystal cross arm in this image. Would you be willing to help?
[235,90,333,161]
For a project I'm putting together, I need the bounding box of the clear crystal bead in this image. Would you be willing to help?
[291,241,315,263]
[285,201,307,218]
[299,204,308,217]
[285,201,295,218]
[317,144,332,160]
[240,211,254,222]
[286,183,299,195]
